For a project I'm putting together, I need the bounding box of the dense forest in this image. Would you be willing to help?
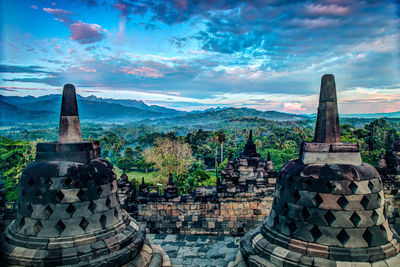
[1,117,399,201]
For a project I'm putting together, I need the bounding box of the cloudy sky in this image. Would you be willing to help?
[0,0,399,113]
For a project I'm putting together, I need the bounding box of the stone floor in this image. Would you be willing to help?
[148,234,241,267]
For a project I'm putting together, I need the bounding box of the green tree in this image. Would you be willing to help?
[99,132,125,163]
[144,137,195,182]
[116,146,135,171]
[0,137,36,201]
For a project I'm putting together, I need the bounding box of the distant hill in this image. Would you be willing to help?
[0,99,57,124]
[1,94,398,126]
[340,111,400,118]
[143,107,307,127]
[0,94,184,125]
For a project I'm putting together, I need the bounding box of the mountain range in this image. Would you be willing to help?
[0,94,398,126]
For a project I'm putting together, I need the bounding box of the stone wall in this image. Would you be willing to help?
[135,192,273,235]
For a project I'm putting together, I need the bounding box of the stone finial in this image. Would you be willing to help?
[249,129,253,142]
[267,152,271,161]
[314,74,341,143]
[58,84,83,143]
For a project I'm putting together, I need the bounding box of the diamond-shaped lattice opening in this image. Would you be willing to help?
[105,197,111,209]
[96,187,103,197]
[324,210,336,226]
[314,193,323,207]
[304,178,313,187]
[64,177,73,186]
[273,214,280,227]
[26,204,33,217]
[371,210,379,224]
[310,225,322,241]
[36,191,43,201]
[350,212,361,227]
[45,178,53,187]
[288,176,294,183]
[44,205,53,218]
[348,182,358,193]
[55,190,65,202]
[19,217,25,230]
[360,195,369,209]
[88,201,96,213]
[337,229,350,246]
[282,202,289,216]
[363,228,373,246]
[77,189,85,201]
[302,207,311,220]
[368,181,374,192]
[325,180,335,193]
[33,220,42,235]
[114,208,118,218]
[288,220,297,233]
[100,214,107,229]
[293,191,301,203]
[79,218,89,231]
[66,204,76,217]
[28,178,34,187]
[55,220,66,235]
[377,193,382,203]
[337,196,349,210]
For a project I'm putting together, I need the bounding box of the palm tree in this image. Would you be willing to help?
[212,132,219,172]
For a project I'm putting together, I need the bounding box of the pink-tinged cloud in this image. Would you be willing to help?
[30,5,38,10]
[175,0,188,9]
[305,4,350,16]
[113,2,131,38]
[113,2,131,17]
[70,22,106,44]
[283,103,307,112]
[121,67,164,78]
[77,66,97,73]
[43,8,73,24]
[288,18,339,29]
[78,89,103,93]
[0,86,52,91]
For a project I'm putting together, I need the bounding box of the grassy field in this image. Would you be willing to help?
[114,168,218,186]
[114,168,160,184]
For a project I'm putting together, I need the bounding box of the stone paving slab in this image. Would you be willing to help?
[149,234,241,267]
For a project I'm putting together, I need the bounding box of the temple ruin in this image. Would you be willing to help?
[230,74,400,266]
[0,85,170,266]
[221,130,276,191]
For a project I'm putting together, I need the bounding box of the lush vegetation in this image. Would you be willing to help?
[0,118,399,201]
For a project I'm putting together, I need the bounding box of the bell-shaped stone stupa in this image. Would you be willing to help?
[230,74,400,266]
[0,84,169,266]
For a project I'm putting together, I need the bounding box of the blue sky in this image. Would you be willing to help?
[0,0,399,113]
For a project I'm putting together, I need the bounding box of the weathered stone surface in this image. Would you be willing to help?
[314,74,340,144]
[230,74,400,267]
[0,84,169,267]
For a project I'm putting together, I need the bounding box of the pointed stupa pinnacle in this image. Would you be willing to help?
[267,152,271,161]
[248,130,253,142]
[58,84,83,143]
[313,74,341,143]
